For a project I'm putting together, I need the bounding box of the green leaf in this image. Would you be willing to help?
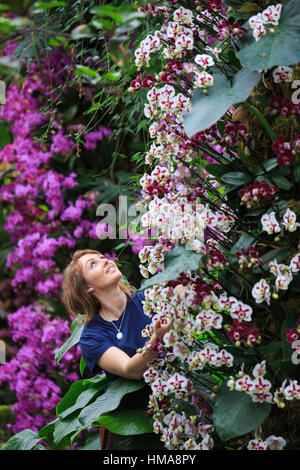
[53,412,83,445]
[97,409,153,435]
[80,355,87,376]
[30,1,67,13]
[253,247,289,273]
[263,158,278,172]
[1,429,41,450]
[0,122,11,149]
[213,382,272,441]
[71,25,93,40]
[56,375,108,419]
[230,232,256,253]
[74,65,99,78]
[271,174,293,190]
[183,67,261,137]
[205,163,230,179]
[223,0,246,7]
[255,158,278,175]
[252,94,269,106]
[101,71,121,81]
[63,104,78,123]
[54,320,84,364]
[136,119,149,132]
[269,359,295,382]
[294,163,300,182]
[80,431,101,450]
[217,120,226,136]
[221,171,252,186]
[244,102,277,142]
[90,5,144,25]
[257,341,282,355]
[236,0,300,71]
[217,272,242,297]
[38,419,60,450]
[78,379,146,427]
[139,245,202,291]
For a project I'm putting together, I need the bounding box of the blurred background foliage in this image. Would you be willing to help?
[0,0,161,444]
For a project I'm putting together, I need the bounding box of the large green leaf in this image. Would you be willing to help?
[90,5,144,24]
[78,379,146,427]
[1,429,41,450]
[38,419,60,449]
[236,0,300,71]
[54,318,84,364]
[39,379,146,448]
[221,171,252,186]
[230,232,256,253]
[244,103,277,142]
[139,244,202,291]
[213,382,272,441]
[56,375,108,419]
[97,408,153,435]
[271,174,293,190]
[205,163,231,179]
[53,412,83,445]
[80,431,101,450]
[183,67,261,137]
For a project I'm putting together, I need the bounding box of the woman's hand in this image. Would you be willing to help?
[153,317,174,343]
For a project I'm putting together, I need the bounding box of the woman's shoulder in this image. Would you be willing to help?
[80,315,106,339]
[131,289,145,302]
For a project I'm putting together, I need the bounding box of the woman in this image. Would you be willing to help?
[61,248,172,450]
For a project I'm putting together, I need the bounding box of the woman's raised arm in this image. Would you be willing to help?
[97,319,173,381]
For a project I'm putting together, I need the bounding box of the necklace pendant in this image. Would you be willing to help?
[117,331,123,340]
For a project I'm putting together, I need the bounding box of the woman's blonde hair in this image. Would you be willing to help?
[61,249,136,324]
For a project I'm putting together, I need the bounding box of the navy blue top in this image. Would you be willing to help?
[79,290,149,381]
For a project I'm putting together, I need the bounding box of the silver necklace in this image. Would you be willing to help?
[111,308,126,340]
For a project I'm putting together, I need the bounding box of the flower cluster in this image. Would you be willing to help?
[238,181,279,209]
[0,44,114,433]
[236,245,262,269]
[133,0,299,451]
[247,435,286,450]
[151,409,214,450]
[226,319,260,346]
[272,134,298,167]
[272,66,294,83]
[222,122,248,147]
[140,284,248,448]
[130,72,156,91]
[249,4,282,41]
[252,250,299,304]
[229,361,300,409]
[285,316,300,344]
[227,361,273,403]
[84,126,112,150]
[269,95,300,117]
[214,19,247,41]
[261,208,299,234]
[0,303,81,433]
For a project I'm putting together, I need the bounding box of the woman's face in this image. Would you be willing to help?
[79,253,122,291]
